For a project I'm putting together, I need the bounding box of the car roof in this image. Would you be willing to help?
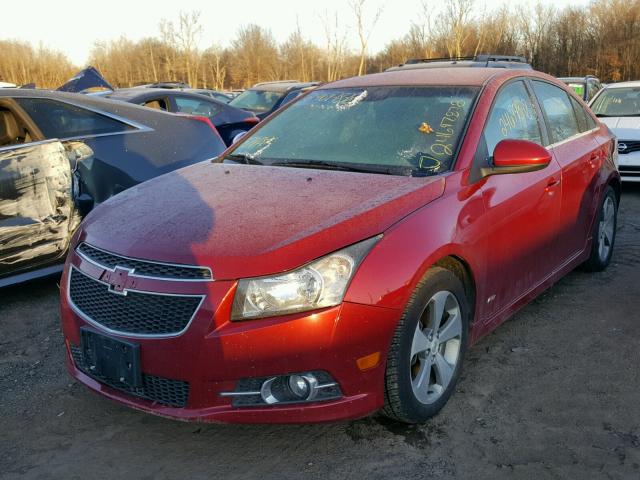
[319,68,551,90]
[0,88,184,121]
[602,80,640,89]
[387,55,532,72]
[107,87,229,105]
[558,76,599,83]
[250,81,320,92]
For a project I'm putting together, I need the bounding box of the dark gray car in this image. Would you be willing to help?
[0,89,226,286]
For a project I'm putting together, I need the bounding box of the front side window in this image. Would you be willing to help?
[227,86,478,176]
[532,81,581,143]
[174,96,222,119]
[229,89,286,113]
[590,87,640,117]
[483,81,543,155]
[15,98,134,139]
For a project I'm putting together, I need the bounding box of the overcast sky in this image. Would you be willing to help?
[5,0,589,66]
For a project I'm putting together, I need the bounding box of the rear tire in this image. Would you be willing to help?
[383,267,470,424]
[583,186,617,272]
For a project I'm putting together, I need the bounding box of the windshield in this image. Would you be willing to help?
[591,87,640,117]
[226,86,478,176]
[229,89,285,112]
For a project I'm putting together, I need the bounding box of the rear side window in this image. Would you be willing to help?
[532,81,581,143]
[587,81,602,102]
[15,98,135,139]
[143,98,168,111]
[174,96,222,119]
[483,80,543,155]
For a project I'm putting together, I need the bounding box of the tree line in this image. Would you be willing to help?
[1,0,639,90]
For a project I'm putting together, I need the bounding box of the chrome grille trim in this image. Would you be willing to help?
[67,266,205,338]
[76,242,213,282]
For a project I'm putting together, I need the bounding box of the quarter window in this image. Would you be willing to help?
[15,98,134,139]
[531,81,581,143]
[569,96,597,132]
[483,81,543,155]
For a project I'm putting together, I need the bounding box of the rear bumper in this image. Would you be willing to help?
[60,255,401,423]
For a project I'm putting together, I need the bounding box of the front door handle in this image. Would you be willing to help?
[546,178,561,188]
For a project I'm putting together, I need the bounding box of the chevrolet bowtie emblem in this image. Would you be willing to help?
[101,266,136,295]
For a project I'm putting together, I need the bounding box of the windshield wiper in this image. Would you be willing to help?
[224,153,263,165]
[270,159,412,176]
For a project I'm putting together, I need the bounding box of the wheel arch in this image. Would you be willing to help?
[608,175,621,205]
[433,255,477,320]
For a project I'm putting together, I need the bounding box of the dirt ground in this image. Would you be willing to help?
[1,184,639,480]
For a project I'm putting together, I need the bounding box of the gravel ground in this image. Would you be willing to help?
[1,184,639,480]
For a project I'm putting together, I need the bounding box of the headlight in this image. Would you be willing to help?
[231,236,381,320]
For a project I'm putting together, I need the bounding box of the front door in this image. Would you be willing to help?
[478,80,563,319]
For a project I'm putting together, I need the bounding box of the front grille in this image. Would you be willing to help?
[69,268,203,335]
[70,344,189,407]
[77,243,212,280]
[618,140,640,155]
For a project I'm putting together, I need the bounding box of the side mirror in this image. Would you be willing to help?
[232,131,247,145]
[481,139,551,178]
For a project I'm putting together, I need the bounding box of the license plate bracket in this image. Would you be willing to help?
[81,328,142,388]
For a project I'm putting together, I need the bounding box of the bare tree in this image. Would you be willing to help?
[350,0,384,75]
[320,11,349,81]
[430,0,476,58]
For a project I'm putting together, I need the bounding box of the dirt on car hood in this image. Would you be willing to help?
[79,162,445,279]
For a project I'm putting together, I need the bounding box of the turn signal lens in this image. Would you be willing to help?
[356,352,381,371]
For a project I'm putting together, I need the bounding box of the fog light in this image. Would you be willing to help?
[221,370,342,407]
[288,375,310,399]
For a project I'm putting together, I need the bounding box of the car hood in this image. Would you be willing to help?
[79,162,445,280]
[599,117,640,139]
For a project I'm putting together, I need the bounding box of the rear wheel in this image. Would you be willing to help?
[383,267,470,424]
[583,186,617,272]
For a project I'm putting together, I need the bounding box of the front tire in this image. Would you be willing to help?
[383,267,470,424]
[583,185,617,272]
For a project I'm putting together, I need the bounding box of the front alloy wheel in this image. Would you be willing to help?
[410,291,462,405]
[383,267,469,424]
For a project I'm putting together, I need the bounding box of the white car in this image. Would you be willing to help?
[0,82,17,88]
[590,81,640,182]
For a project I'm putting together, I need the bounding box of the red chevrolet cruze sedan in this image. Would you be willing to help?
[60,68,619,424]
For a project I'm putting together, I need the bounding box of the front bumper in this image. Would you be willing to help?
[59,252,401,423]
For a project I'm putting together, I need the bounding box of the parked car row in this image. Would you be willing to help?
[0,56,633,426]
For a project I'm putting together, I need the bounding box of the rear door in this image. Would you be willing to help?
[530,80,602,264]
[478,79,563,318]
[0,141,76,279]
